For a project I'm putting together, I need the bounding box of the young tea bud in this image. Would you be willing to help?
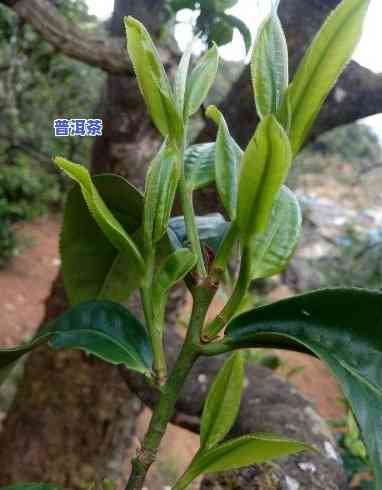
[237,115,292,245]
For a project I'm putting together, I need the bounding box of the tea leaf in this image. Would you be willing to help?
[286,0,371,154]
[237,116,292,244]
[153,248,196,314]
[201,352,244,449]
[210,19,234,47]
[207,105,242,220]
[174,40,194,114]
[223,14,252,53]
[250,186,301,279]
[174,434,311,489]
[215,0,239,10]
[224,288,382,487]
[49,301,152,376]
[61,175,144,305]
[0,300,153,385]
[55,158,145,276]
[184,44,219,117]
[125,16,183,142]
[251,3,288,118]
[184,143,216,191]
[144,140,180,243]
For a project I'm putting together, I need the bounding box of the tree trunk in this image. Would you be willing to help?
[0,277,143,487]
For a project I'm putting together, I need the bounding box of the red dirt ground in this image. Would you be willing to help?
[0,214,61,347]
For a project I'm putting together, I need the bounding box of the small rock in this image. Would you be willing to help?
[298,462,317,473]
[285,476,300,490]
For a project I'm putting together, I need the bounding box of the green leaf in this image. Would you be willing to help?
[277,88,292,133]
[102,481,115,490]
[49,301,152,376]
[184,44,219,117]
[55,158,145,278]
[0,300,153,386]
[154,248,196,298]
[144,140,180,243]
[125,16,183,142]
[207,105,242,220]
[174,40,194,114]
[215,0,239,10]
[60,174,144,305]
[237,115,292,244]
[168,0,195,12]
[285,0,371,154]
[0,332,52,387]
[223,288,382,486]
[210,19,234,47]
[250,186,301,279]
[169,214,229,253]
[223,14,252,54]
[153,248,196,315]
[184,143,216,191]
[201,352,244,449]
[251,3,288,118]
[0,485,68,490]
[174,433,311,489]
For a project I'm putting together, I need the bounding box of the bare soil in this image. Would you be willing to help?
[0,214,61,347]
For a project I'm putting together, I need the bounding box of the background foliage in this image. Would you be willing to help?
[0,1,104,266]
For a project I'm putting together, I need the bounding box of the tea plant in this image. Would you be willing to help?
[0,0,380,489]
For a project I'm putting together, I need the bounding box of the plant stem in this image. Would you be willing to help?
[141,246,167,385]
[200,339,232,356]
[203,245,252,340]
[126,287,214,490]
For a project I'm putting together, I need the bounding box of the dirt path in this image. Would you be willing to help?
[0,214,61,347]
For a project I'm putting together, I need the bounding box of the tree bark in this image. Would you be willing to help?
[0,277,143,488]
[0,0,132,74]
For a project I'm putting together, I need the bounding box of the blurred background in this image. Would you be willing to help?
[0,0,381,488]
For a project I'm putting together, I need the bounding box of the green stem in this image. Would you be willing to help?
[141,246,167,385]
[204,245,252,340]
[125,287,214,490]
[178,145,207,278]
[200,339,232,356]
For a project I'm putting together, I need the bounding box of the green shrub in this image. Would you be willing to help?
[0,160,61,267]
[0,160,61,222]
[0,198,17,268]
